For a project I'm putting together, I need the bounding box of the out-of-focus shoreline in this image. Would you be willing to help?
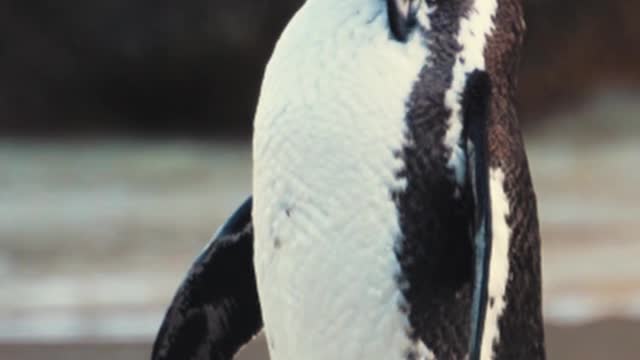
[0,92,638,358]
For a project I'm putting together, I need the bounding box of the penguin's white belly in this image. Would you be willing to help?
[252,1,430,359]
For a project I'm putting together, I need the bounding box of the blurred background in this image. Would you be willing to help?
[0,0,638,359]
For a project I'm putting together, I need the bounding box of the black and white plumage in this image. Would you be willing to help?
[151,197,261,360]
[152,0,545,359]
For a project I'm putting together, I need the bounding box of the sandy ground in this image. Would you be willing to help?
[0,92,638,358]
[1,321,639,360]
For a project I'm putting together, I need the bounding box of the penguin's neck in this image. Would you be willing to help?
[296,0,429,35]
[299,0,381,20]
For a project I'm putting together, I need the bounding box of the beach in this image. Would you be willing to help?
[0,94,638,358]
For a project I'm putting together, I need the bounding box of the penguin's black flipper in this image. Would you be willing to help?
[462,70,493,360]
[151,196,262,360]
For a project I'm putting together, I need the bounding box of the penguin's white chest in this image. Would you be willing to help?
[252,2,430,359]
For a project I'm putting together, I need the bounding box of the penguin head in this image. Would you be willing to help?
[386,0,525,84]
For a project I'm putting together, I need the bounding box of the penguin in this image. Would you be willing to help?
[151,0,545,359]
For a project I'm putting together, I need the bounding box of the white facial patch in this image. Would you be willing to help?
[443,0,498,184]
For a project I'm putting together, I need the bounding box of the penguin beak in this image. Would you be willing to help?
[387,0,421,42]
